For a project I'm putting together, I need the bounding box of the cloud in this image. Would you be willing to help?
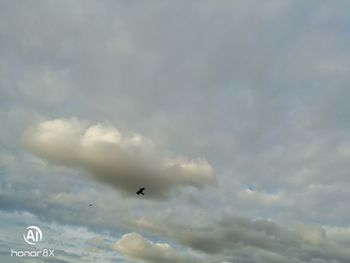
[134,216,350,263]
[113,232,198,263]
[237,188,286,206]
[0,153,14,168]
[0,210,122,263]
[48,191,89,206]
[22,118,216,199]
[1,1,350,262]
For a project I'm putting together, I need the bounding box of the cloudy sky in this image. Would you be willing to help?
[1,1,350,262]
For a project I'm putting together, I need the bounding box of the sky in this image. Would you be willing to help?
[1,1,350,262]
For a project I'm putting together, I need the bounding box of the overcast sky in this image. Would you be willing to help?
[1,1,350,262]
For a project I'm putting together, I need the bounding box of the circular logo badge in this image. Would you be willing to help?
[23,226,42,245]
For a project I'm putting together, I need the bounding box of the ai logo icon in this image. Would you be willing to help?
[23,226,42,245]
[11,225,54,258]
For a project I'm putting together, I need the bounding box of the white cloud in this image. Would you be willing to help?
[113,232,198,263]
[237,188,286,206]
[48,191,89,206]
[22,118,216,199]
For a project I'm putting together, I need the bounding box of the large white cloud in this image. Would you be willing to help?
[22,118,216,199]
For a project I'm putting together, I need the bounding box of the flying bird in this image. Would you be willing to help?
[89,204,93,207]
[137,187,145,196]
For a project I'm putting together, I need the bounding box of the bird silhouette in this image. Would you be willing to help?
[89,204,93,207]
[137,187,145,196]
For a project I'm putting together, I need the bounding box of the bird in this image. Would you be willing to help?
[136,187,145,196]
[89,204,93,207]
